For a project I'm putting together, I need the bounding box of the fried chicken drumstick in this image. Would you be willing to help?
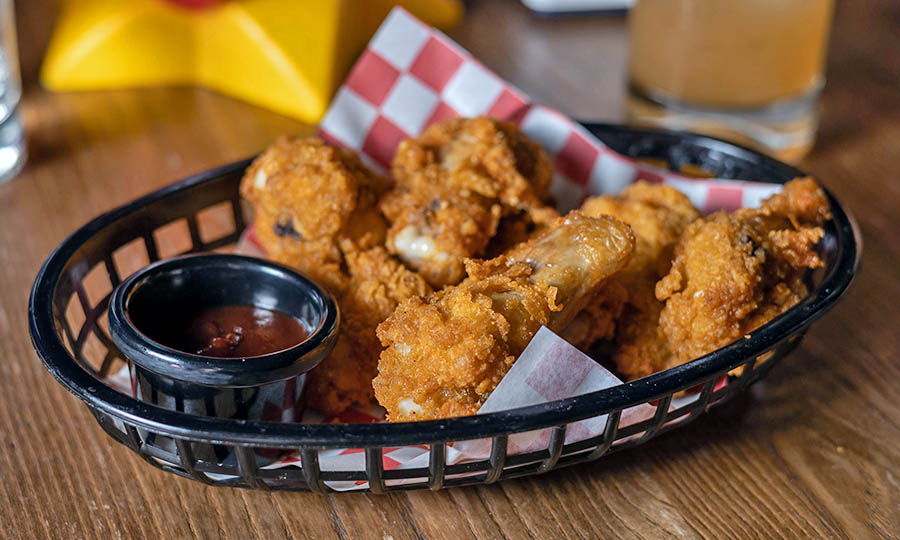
[373,212,635,422]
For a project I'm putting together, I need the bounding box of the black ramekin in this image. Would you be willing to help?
[108,253,339,423]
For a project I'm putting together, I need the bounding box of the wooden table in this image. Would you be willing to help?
[2,1,897,538]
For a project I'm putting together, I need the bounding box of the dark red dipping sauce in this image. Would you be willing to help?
[182,305,308,358]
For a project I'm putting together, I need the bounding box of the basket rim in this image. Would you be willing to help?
[28,123,862,448]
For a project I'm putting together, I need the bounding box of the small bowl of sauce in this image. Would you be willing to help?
[108,254,338,422]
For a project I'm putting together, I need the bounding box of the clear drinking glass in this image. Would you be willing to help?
[626,0,835,163]
[0,0,23,182]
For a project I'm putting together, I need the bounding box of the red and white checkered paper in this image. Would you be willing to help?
[319,6,782,214]
[147,7,774,490]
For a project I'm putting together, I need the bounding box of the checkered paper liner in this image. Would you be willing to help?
[319,6,782,214]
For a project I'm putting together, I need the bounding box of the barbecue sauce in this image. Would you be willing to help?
[181,305,308,358]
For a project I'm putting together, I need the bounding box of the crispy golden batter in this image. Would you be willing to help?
[241,135,390,290]
[382,117,556,287]
[379,184,503,288]
[607,286,672,380]
[305,244,431,415]
[558,279,627,356]
[241,136,429,415]
[484,206,561,258]
[656,177,830,365]
[374,212,634,422]
[565,182,701,379]
[391,116,553,206]
[580,181,702,276]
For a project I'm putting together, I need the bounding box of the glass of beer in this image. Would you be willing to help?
[626,0,835,163]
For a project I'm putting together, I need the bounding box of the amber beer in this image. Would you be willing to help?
[627,0,834,162]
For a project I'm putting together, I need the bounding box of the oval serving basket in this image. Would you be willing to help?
[28,124,860,493]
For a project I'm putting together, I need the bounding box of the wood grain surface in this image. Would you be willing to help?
[2,0,898,538]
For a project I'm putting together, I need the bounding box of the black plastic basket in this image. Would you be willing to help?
[28,124,860,493]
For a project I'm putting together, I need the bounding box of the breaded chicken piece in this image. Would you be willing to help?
[391,116,553,207]
[564,182,701,379]
[558,279,628,356]
[241,136,428,415]
[379,184,503,288]
[305,243,431,415]
[580,181,702,277]
[382,117,556,287]
[241,135,390,291]
[374,212,634,422]
[656,177,830,365]
[484,206,562,258]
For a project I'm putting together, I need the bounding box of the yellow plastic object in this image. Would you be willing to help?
[41,0,463,122]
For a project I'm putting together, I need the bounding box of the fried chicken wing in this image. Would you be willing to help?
[580,181,702,277]
[304,243,431,415]
[241,135,390,291]
[656,177,830,365]
[564,182,701,379]
[241,136,430,415]
[391,116,553,206]
[374,212,634,421]
[483,206,561,258]
[379,184,503,288]
[382,117,556,287]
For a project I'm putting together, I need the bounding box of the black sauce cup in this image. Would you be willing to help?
[108,254,339,426]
